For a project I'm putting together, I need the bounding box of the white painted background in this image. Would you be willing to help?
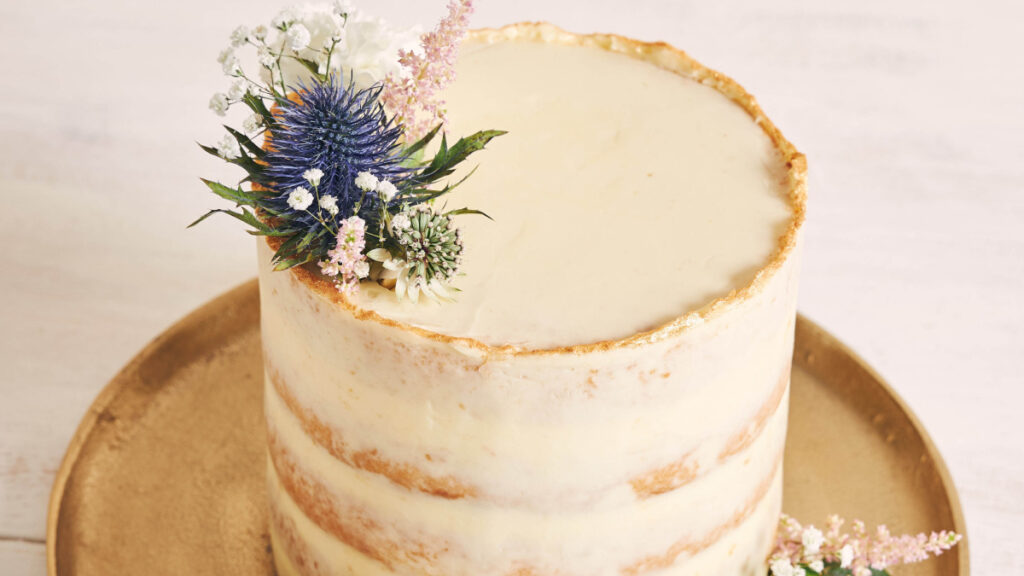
[1,0,1021,573]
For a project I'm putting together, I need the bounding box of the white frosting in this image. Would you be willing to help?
[351,38,792,348]
[259,26,803,576]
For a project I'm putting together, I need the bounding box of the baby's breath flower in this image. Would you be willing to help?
[252,25,269,41]
[216,47,233,65]
[353,260,370,279]
[840,544,854,568]
[257,45,276,67]
[390,212,411,231]
[215,134,240,159]
[770,559,796,576]
[208,92,229,116]
[221,53,241,75]
[285,23,311,51]
[808,560,824,573]
[287,186,314,210]
[376,179,398,202]
[354,171,379,192]
[227,78,246,100]
[802,526,824,556]
[272,6,300,29]
[242,114,262,133]
[304,168,324,186]
[318,194,339,216]
[229,25,249,47]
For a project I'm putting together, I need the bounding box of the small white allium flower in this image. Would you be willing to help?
[802,526,824,556]
[353,260,370,279]
[285,23,311,51]
[229,25,249,47]
[272,6,300,28]
[252,25,269,41]
[318,194,339,215]
[354,171,379,192]
[242,114,262,133]
[287,186,314,210]
[808,560,824,573]
[840,544,855,568]
[303,168,324,187]
[257,46,276,67]
[376,179,398,202]
[208,92,229,116]
[391,212,411,231]
[216,134,240,159]
[227,78,246,100]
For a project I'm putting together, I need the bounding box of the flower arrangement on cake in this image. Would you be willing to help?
[194,0,503,302]
[194,2,963,575]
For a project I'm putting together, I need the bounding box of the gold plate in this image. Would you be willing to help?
[46,280,968,575]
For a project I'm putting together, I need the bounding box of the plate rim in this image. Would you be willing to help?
[45,279,969,575]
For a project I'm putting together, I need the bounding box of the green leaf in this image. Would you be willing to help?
[402,123,443,159]
[418,129,507,184]
[200,179,257,206]
[272,252,313,271]
[224,126,266,160]
[198,142,265,180]
[242,93,277,129]
[187,207,285,236]
[444,207,493,220]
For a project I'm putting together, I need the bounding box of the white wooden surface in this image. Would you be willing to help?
[1,0,1021,573]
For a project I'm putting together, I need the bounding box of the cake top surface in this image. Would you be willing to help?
[346,30,798,348]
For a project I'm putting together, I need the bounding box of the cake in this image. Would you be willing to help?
[257,22,806,576]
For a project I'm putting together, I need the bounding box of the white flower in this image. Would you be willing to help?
[390,212,411,231]
[319,260,340,277]
[840,544,855,568]
[333,0,354,16]
[216,47,233,64]
[257,45,276,67]
[376,179,398,202]
[285,23,311,51]
[246,81,260,96]
[269,5,418,90]
[227,78,246,100]
[808,560,824,573]
[304,168,324,186]
[801,526,824,556]
[354,171,378,191]
[252,25,269,41]
[366,248,391,262]
[242,114,262,133]
[318,195,339,215]
[229,25,249,47]
[272,6,300,28]
[215,134,240,159]
[221,52,241,75]
[287,187,314,210]
[353,260,370,279]
[208,92,229,116]
[769,559,792,576]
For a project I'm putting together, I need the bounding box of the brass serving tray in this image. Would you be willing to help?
[46,280,968,575]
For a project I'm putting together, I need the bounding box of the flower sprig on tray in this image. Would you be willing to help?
[768,514,961,576]
[193,0,503,302]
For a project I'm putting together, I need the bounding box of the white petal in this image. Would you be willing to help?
[366,248,391,262]
[394,270,407,300]
[407,282,420,304]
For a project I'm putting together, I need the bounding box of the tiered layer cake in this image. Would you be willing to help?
[259,23,806,576]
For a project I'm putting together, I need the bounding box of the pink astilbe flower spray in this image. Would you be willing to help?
[319,216,370,294]
[381,0,474,141]
[770,514,961,576]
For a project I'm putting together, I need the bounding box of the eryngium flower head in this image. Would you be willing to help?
[264,77,410,228]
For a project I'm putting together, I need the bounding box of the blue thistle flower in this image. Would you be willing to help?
[264,77,411,229]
